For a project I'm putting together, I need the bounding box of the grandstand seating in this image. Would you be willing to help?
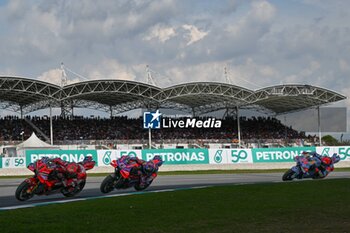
[0,116,316,146]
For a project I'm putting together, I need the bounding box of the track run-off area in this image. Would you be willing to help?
[1,172,350,211]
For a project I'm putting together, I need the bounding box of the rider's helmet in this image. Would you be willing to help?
[143,161,156,175]
[301,151,310,157]
[83,156,93,163]
[81,156,96,169]
[66,162,79,174]
[153,155,164,166]
[331,153,341,163]
[321,156,332,166]
[40,156,51,164]
[40,157,56,169]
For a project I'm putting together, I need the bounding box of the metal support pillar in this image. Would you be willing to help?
[20,106,23,119]
[50,106,53,145]
[192,108,196,117]
[110,106,113,118]
[318,106,322,146]
[236,106,241,148]
[148,128,152,149]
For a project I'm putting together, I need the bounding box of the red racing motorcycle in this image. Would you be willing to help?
[15,157,95,201]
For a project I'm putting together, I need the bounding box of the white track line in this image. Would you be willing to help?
[0,186,210,211]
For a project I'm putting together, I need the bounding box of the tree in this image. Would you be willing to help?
[322,135,339,146]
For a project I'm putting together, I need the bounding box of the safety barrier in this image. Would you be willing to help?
[1,146,350,169]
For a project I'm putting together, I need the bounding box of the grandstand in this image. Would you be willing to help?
[1,115,311,144]
[0,76,346,154]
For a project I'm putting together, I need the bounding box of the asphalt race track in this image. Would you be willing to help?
[1,172,349,209]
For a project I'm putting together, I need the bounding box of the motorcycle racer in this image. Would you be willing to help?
[100,155,163,193]
[59,156,95,189]
[117,155,163,187]
[16,156,95,201]
[294,152,319,178]
[283,151,340,181]
[294,152,340,179]
[35,156,92,190]
[27,157,64,190]
[140,155,163,186]
[315,154,340,178]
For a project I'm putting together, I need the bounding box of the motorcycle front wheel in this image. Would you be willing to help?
[282,169,296,181]
[100,175,116,193]
[15,181,35,201]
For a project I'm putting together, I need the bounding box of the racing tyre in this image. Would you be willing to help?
[282,169,296,181]
[312,174,325,180]
[134,180,152,191]
[100,175,116,193]
[61,180,86,197]
[15,181,34,201]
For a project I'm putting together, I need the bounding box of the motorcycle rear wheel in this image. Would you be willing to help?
[15,181,34,201]
[61,180,86,197]
[282,169,296,181]
[312,173,325,179]
[134,180,152,191]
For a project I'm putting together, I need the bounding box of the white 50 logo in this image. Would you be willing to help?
[3,157,26,168]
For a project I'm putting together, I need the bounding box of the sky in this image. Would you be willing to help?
[0,0,349,136]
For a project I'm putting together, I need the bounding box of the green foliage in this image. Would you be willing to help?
[322,135,339,146]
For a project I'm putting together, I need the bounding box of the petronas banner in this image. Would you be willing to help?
[1,147,342,169]
[25,150,98,166]
[252,147,316,163]
[142,149,209,164]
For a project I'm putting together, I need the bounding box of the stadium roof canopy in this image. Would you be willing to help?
[0,76,346,116]
[253,85,346,114]
[0,76,61,113]
[60,80,162,114]
[156,82,256,114]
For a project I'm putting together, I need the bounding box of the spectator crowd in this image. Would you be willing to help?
[0,115,313,143]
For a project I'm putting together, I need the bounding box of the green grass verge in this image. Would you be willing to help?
[1,179,350,233]
[1,167,350,179]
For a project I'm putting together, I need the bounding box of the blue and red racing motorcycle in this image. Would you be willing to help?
[282,153,340,181]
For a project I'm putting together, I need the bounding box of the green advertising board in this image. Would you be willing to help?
[142,149,209,165]
[252,147,316,163]
[25,150,98,166]
[317,146,350,161]
[0,157,2,168]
